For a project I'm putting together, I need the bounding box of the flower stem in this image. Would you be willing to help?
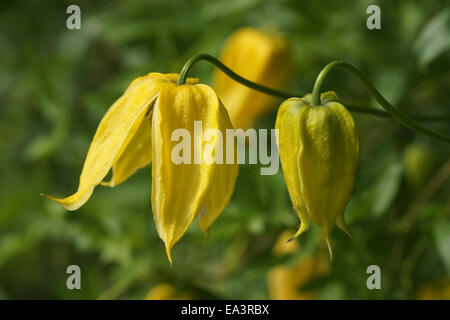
[178,54,450,143]
[311,61,450,143]
[177,53,297,98]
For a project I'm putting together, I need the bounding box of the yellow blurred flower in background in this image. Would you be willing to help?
[402,142,439,190]
[272,229,301,257]
[213,27,292,129]
[145,284,192,300]
[416,279,450,300]
[268,230,330,300]
[268,254,330,300]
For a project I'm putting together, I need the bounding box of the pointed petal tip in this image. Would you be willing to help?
[325,236,333,262]
[286,234,298,243]
[100,181,115,188]
[199,220,210,239]
[39,192,87,211]
[341,227,355,244]
[287,222,309,242]
[41,193,55,200]
[165,244,173,267]
[337,219,355,244]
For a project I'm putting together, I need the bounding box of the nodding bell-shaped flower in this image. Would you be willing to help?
[213,27,292,129]
[275,91,359,260]
[43,73,239,264]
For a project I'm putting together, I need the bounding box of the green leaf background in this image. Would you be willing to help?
[0,0,449,299]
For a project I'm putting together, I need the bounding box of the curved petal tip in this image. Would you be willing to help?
[325,236,333,262]
[165,244,174,267]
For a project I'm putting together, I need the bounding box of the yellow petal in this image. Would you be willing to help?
[199,102,239,234]
[102,74,199,187]
[275,97,310,240]
[213,27,291,129]
[102,114,152,187]
[43,74,172,210]
[151,82,222,264]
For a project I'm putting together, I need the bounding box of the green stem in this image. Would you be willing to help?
[311,61,450,143]
[177,53,297,98]
[178,54,450,143]
[345,105,450,122]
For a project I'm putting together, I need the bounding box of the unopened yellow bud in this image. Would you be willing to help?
[275,92,359,260]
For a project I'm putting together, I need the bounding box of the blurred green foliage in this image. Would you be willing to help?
[0,0,449,299]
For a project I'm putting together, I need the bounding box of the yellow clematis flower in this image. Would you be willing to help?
[275,91,359,260]
[212,27,291,129]
[43,73,239,264]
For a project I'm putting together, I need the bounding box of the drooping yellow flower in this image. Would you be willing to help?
[43,73,239,264]
[213,27,291,129]
[275,91,359,260]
